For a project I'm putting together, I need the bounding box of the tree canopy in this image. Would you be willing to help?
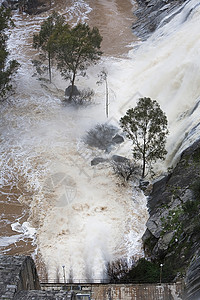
[33,14,103,100]
[0,7,19,99]
[54,22,103,101]
[33,11,65,82]
[120,97,169,178]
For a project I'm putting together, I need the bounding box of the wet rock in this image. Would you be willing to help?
[112,134,124,144]
[157,231,174,252]
[185,250,200,300]
[133,0,187,40]
[139,180,149,191]
[2,0,9,8]
[111,155,129,163]
[143,138,200,284]
[91,157,107,166]
[65,85,80,98]
[0,255,40,299]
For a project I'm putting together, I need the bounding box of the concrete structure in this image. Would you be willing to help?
[0,255,185,299]
[41,282,185,300]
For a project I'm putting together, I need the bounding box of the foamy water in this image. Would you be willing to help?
[0,0,147,281]
[1,0,199,282]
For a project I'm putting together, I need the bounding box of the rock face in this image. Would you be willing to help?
[133,0,187,39]
[143,139,200,298]
[0,255,40,299]
[0,255,77,299]
[185,249,200,300]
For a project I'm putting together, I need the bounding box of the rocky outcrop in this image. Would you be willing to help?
[185,249,200,300]
[0,255,77,299]
[143,139,200,298]
[133,0,187,39]
[0,255,40,299]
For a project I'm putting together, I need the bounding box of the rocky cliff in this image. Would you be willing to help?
[133,0,187,39]
[142,139,200,299]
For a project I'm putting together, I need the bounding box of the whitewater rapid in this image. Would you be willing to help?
[1,0,200,282]
[0,0,147,281]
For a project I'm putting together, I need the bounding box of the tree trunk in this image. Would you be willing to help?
[142,153,146,178]
[48,51,51,83]
[69,71,76,102]
[105,78,109,118]
[142,135,146,178]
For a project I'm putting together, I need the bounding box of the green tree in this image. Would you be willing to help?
[120,97,168,178]
[54,23,103,101]
[0,7,19,99]
[33,11,65,83]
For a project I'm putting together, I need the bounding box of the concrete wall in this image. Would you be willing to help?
[41,282,185,300]
[91,282,184,300]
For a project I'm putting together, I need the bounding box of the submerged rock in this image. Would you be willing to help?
[112,134,124,144]
[111,155,129,163]
[65,85,80,98]
[91,157,107,166]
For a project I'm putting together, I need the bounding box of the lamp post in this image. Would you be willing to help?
[62,265,66,283]
[160,263,163,284]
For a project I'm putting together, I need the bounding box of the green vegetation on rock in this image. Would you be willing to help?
[0,7,19,99]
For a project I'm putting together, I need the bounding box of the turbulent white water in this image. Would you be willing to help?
[1,0,200,282]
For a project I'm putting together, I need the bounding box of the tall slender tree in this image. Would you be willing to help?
[120,97,169,178]
[33,11,65,83]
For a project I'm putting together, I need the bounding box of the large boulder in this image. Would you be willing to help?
[112,134,124,144]
[65,85,80,98]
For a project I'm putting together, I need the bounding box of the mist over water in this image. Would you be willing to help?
[1,0,200,282]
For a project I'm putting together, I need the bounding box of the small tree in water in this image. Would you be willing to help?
[54,23,103,101]
[120,97,168,178]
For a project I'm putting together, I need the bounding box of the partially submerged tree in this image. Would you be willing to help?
[0,7,19,99]
[54,23,103,101]
[111,160,139,182]
[97,69,109,118]
[33,11,65,82]
[120,97,168,178]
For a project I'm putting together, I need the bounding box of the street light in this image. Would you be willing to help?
[160,263,163,284]
[62,265,66,283]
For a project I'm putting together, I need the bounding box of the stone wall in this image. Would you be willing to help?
[0,255,40,299]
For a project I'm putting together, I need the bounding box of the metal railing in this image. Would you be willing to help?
[40,278,183,285]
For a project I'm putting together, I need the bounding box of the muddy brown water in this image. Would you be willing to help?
[0,0,137,271]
